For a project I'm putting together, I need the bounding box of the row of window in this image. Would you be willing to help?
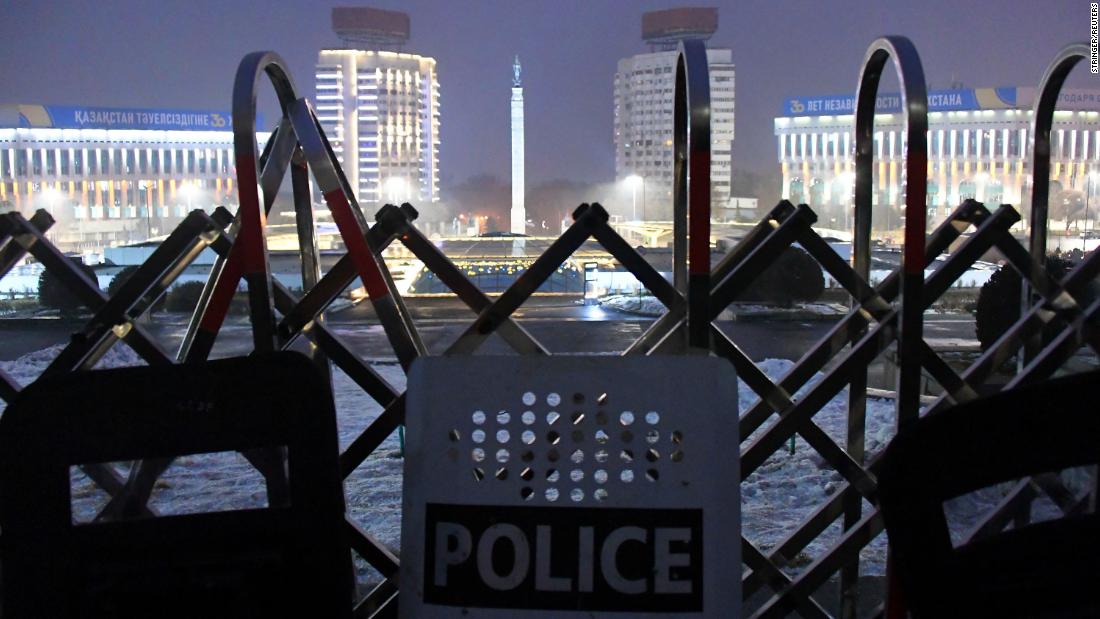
[780,127,1100,161]
[0,146,233,179]
[788,177,1017,208]
[2,177,227,208]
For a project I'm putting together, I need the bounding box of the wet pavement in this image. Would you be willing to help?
[0,298,978,362]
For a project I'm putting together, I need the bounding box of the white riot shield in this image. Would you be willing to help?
[401,356,739,617]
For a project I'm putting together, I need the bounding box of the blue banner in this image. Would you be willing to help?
[27,105,261,131]
[782,88,1013,117]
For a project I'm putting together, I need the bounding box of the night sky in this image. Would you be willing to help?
[0,1,1088,185]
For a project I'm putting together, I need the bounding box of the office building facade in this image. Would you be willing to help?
[613,8,735,220]
[774,87,1100,229]
[315,50,439,206]
[0,104,258,253]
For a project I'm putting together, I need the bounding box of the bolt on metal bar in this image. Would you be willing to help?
[40,209,231,380]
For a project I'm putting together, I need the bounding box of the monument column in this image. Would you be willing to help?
[510,55,526,234]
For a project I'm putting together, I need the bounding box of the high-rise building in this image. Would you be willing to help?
[613,8,735,220]
[315,8,440,207]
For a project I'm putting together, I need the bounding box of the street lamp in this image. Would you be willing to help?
[41,186,62,214]
[385,177,409,204]
[180,182,199,214]
[626,174,645,221]
[974,172,989,203]
[1085,170,1099,248]
[836,171,855,230]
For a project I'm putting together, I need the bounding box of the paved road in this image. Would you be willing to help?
[0,300,979,362]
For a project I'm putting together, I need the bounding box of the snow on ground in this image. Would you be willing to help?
[0,345,1051,581]
[600,294,668,316]
[601,294,849,319]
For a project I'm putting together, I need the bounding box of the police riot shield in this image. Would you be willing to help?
[401,356,740,617]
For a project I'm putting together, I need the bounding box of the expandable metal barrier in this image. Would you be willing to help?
[1,37,1097,618]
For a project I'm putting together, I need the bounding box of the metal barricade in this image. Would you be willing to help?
[1,36,1097,618]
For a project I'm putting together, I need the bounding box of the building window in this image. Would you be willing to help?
[73,150,83,175]
[32,150,42,175]
[959,180,977,200]
[151,150,160,173]
[0,149,9,179]
[139,150,149,174]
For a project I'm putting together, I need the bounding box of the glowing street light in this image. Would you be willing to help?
[385,177,409,203]
[625,174,645,221]
[836,171,856,230]
[180,182,199,213]
[41,186,63,211]
[1084,170,1100,247]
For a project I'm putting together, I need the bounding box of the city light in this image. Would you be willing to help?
[385,177,409,203]
[180,182,200,212]
[625,174,645,221]
[40,186,63,208]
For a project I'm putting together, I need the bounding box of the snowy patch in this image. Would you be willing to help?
[600,294,668,316]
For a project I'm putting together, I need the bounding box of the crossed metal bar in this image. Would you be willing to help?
[0,206,238,513]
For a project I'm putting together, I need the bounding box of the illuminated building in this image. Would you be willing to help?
[774,87,1100,229]
[0,103,263,253]
[316,8,440,207]
[613,7,735,220]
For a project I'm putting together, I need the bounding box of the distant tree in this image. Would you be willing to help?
[38,258,97,316]
[445,174,510,224]
[107,265,166,313]
[1049,189,1085,226]
[974,254,1074,352]
[165,281,207,313]
[526,179,594,228]
[732,246,824,307]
